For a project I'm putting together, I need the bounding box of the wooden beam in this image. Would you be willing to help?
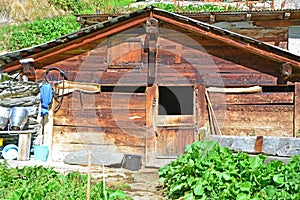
[146,18,159,87]
[145,86,158,167]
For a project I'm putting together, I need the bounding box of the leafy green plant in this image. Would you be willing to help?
[49,0,135,14]
[148,3,237,13]
[0,161,129,200]
[158,140,300,199]
[0,15,80,52]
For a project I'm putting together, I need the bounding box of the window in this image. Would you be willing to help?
[158,86,193,115]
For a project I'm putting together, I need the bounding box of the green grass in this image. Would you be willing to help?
[0,0,234,53]
[0,15,80,52]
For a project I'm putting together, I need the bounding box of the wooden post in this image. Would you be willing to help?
[17,131,32,161]
[146,18,159,87]
[294,82,300,137]
[86,149,92,200]
[43,105,54,161]
[175,45,182,64]
[145,86,157,167]
[197,84,207,129]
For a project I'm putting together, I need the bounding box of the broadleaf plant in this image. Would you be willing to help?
[158,140,300,199]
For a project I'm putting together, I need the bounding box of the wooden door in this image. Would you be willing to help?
[146,85,199,167]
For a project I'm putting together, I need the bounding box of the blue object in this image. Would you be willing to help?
[2,144,18,160]
[40,83,53,116]
[34,145,49,162]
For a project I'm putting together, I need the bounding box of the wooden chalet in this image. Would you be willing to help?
[1,7,300,167]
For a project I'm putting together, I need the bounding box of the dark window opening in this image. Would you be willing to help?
[158,86,193,115]
[262,85,294,92]
[101,86,146,93]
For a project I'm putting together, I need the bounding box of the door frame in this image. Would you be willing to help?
[145,84,206,167]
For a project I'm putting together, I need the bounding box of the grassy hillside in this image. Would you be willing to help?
[0,0,134,25]
[0,0,232,53]
[0,0,134,53]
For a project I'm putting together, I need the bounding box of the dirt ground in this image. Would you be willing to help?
[5,160,164,200]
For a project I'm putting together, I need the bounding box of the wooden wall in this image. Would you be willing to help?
[51,91,146,161]
[36,40,148,161]
[154,36,292,137]
[34,31,296,161]
[209,91,294,137]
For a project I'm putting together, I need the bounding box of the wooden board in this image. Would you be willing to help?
[212,105,294,137]
[57,92,146,111]
[54,108,146,127]
[156,127,194,156]
[209,92,294,105]
[52,126,145,146]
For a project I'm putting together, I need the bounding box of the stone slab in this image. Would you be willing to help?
[209,135,300,157]
[63,147,124,167]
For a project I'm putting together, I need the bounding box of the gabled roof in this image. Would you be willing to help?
[1,6,300,80]
[76,9,300,26]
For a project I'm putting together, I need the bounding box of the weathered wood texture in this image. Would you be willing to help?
[208,92,294,137]
[50,91,146,161]
[145,86,157,167]
[17,132,32,161]
[213,22,289,49]
[156,127,194,156]
[32,32,297,162]
[77,11,300,51]
[34,35,281,87]
[156,38,278,86]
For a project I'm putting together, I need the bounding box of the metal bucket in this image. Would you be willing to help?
[0,106,11,130]
[9,107,28,131]
[123,154,142,171]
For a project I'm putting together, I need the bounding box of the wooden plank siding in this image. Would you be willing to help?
[208,92,294,137]
[51,91,146,161]
[31,25,297,162]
